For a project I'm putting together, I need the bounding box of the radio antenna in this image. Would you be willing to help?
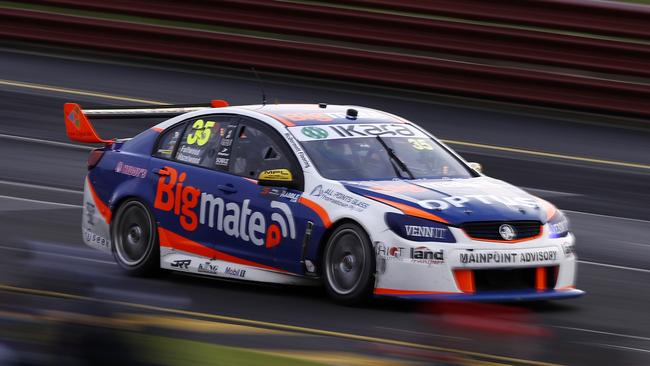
[251,67,267,106]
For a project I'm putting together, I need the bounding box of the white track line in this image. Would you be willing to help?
[594,344,650,354]
[0,133,92,151]
[555,326,650,342]
[0,245,114,265]
[0,78,166,105]
[578,260,650,274]
[0,180,83,194]
[0,195,82,208]
[565,209,650,224]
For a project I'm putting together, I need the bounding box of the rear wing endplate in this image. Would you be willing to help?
[64,99,228,144]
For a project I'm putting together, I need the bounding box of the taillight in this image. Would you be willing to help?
[87,149,105,170]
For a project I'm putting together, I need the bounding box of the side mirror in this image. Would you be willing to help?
[257,169,299,189]
[467,162,483,174]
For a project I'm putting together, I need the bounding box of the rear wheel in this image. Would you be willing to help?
[323,223,375,305]
[111,200,159,276]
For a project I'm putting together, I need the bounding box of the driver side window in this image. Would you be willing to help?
[228,122,292,179]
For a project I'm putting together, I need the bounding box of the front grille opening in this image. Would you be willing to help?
[473,266,558,292]
[461,221,542,241]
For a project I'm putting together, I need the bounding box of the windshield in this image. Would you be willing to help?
[290,124,474,181]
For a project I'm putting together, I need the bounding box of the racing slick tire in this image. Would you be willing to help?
[323,223,375,305]
[111,199,159,276]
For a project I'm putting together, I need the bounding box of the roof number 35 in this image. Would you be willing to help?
[187,119,215,146]
[408,138,433,150]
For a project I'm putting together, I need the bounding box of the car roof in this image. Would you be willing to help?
[152,104,410,132]
[240,104,409,126]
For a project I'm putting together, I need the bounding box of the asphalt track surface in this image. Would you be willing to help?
[0,44,649,365]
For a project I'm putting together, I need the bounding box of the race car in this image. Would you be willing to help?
[64,100,584,304]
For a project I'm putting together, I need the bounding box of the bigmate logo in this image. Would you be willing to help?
[154,166,295,248]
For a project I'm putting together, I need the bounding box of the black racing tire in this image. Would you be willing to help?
[111,199,159,276]
[322,223,375,305]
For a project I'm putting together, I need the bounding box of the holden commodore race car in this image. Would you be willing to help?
[64,100,583,304]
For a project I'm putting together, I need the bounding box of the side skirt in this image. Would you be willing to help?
[160,246,316,286]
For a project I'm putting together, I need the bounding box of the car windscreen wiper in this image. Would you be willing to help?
[375,136,414,179]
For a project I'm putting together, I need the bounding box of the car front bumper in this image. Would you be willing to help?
[372,228,582,301]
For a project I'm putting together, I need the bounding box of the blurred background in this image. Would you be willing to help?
[0,0,649,365]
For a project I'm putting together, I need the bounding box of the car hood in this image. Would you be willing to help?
[342,177,553,226]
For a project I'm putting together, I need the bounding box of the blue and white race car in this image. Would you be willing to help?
[65,101,583,304]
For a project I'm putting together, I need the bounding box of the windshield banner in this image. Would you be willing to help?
[289,124,428,141]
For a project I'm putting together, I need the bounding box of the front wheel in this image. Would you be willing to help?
[111,200,159,276]
[323,223,375,305]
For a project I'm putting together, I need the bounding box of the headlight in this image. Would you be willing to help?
[548,210,570,238]
[385,212,456,243]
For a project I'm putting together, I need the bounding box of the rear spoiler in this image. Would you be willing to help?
[64,99,229,144]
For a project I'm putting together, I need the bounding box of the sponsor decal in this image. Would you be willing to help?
[280,191,301,202]
[310,185,368,212]
[562,243,575,257]
[260,188,301,203]
[376,243,404,259]
[405,225,448,240]
[170,259,191,269]
[68,107,81,129]
[224,266,246,278]
[284,132,311,169]
[198,261,219,275]
[418,195,539,211]
[549,217,569,236]
[410,246,444,265]
[498,224,517,241]
[258,169,292,182]
[375,244,444,265]
[459,249,558,265]
[224,125,236,139]
[301,126,329,139]
[384,212,455,243]
[85,202,96,226]
[154,166,296,248]
[83,227,110,248]
[217,146,231,157]
[115,161,147,178]
[215,157,229,166]
[289,123,427,141]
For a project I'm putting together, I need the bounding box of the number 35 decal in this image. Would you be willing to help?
[187,119,215,146]
[408,138,433,150]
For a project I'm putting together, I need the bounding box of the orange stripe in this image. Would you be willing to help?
[366,196,449,224]
[151,126,163,132]
[87,177,112,224]
[299,197,332,228]
[261,112,295,127]
[374,288,455,296]
[463,226,544,244]
[536,267,547,291]
[538,199,558,221]
[158,227,288,273]
[454,270,475,293]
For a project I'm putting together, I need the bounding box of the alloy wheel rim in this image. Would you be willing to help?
[114,202,152,266]
[326,229,366,295]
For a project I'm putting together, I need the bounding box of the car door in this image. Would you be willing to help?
[146,114,238,258]
[217,117,309,273]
